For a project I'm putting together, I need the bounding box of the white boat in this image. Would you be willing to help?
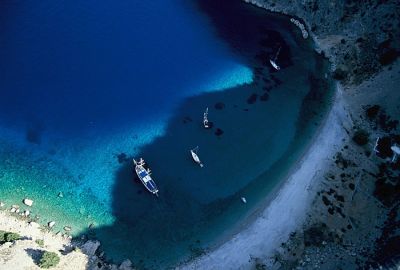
[190,146,204,168]
[203,107,210,129]
[133,158,159,196]
[269,46,281,71]
[391,144,400,162]
[241,197,247,204]
[269,59,280,70]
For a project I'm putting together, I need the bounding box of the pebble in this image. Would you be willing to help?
[23,198,34,207]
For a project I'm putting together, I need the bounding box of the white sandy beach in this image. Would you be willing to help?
[180,86,351,270]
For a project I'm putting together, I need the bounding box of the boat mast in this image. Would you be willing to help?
[274,46,281,62]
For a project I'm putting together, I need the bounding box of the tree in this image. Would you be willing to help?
[5,232,21,242]
[39,251,60,269]
[352,129,369,146]
[0,231,21,243]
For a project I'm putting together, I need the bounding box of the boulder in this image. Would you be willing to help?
[119,259,133,270]
[81,240,101,256]
[48,221,56,228]
[29,221,40,228]
[64,226,72,232]
[0,201,5,207]
[23,198,33,207]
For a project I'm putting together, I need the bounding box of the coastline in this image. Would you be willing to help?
[1,0,398,269]
[0,209,135,269]
[181,0,400,268]
[0,210,88,270]
[179,83,349,269]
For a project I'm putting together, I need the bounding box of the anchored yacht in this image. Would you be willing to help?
[269,46,281,71]
[203,107,210,129]
[133,158,159,196]
[190,146,204,167]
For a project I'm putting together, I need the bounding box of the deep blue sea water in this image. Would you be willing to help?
[0,0,334,268]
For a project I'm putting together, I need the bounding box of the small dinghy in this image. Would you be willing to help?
[241,197,247,204]
[190,146,204,167]
[203,107,210,129]
[269,46,281,71]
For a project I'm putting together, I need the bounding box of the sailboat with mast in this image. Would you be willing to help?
[190,146,204,167]
[269,46,281,71]
[133,158,159,196]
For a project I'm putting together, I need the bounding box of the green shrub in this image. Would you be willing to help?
[5,232,21,242]
[0,230,6,242]
[352,129,369,146]
[0,231,21,243]
[35,239,44,247]
[39,251,60,269]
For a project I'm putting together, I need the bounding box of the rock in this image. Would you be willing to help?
[48,221,56,228]
[290,18,308,38]
[64,226,72,231]
[15,208,20,213]
[23,198,34,206]
[58,192,64,198]
[29,221,40,228]
[0,202,4,207]
[10,207,16,213]
[214,102,225,110]
[81,240,101,256]
[119,259,133,270]
[24,210,30,217]
[215,128,224,136]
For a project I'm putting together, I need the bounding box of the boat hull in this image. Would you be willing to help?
[269,59,280,70]
[133,159,159,196]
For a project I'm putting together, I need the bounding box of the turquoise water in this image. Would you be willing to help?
[0,0,334,268]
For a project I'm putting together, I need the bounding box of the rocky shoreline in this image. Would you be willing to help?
[241,0,400,269]
[1,1,399,269]
[0,206,132,270]
[245,0,399,83]
[181,0,399,269]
